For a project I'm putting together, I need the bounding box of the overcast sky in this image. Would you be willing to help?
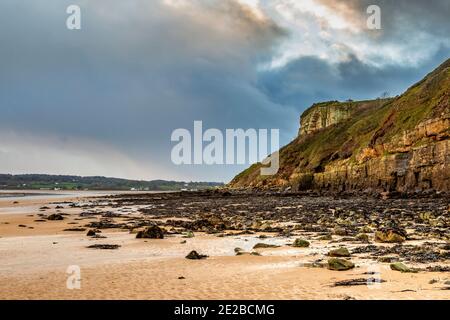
[0,0,449,182]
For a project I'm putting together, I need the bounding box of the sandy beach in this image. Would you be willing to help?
[0,191,449,300]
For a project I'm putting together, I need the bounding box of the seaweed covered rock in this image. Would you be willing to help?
[47,213,64,221]
[253,243,280,249]
[328,258,355,271]
[390,262,417,273]
[136,226,164,239]
[185,250,208,260]
[375,228,407,243]
[293,239,310,248]
[328,247,351,257]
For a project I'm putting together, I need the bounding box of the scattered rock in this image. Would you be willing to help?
[333,227,348,236]
[87,244,120,250]
[292,239,310,248]
[92,234,107,239]
[86,229,96,236]
[375,228,406,243]
[359,226,372,233]
[185,250,208,260]
[252,243,280,249]
[327,258,355,271]
[426,265,450,272]
[303,260,326,268]
[63,228,86,232]
[47,214,64,221]
[318,234,333,241]
[356,233,370,242]
[378,256,399,263]
[328,247,351,257]
[183,231,195,238]
[136,226,164,239]
[390,262,417,273]
[334,278,386,287]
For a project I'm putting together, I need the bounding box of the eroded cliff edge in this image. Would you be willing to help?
[229,58,450,194]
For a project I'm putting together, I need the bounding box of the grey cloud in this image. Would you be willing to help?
[257,46,450,109]
[0,0,295,181]
[0,0,448,181]
[316,0,450,40]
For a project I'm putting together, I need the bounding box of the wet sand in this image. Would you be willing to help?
[0,191,449,300]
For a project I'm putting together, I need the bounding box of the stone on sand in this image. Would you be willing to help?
[327,258,355,271]
[292,239,310,248]
[185,250,208,260]
[136,226,164,239]
[328,247,351,257]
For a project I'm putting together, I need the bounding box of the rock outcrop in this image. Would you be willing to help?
[229,58,450,194]
[299,101,355,135]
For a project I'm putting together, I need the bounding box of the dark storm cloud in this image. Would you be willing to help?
[0,0,296,181]
[258,46,449,109]
[317,0,450,36]
[256,0,449,110]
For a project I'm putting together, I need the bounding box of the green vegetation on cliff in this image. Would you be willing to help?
[230,58,450,192]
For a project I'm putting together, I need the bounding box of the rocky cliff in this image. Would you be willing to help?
[230,58,450,194]
[299,101,355,135]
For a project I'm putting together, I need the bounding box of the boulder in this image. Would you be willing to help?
[390,262,417,273]
[328,247,351,257]
[327,258,355,271]
[333,227,348,236]
[356,233,370,242]
[375,228,406,243]
[47,213,64,221]
[292,239,310,248]
[136,226,164,239]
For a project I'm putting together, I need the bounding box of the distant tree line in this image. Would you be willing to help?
[0,174,224,191]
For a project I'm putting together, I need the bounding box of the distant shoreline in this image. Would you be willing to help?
[0,189,175,200]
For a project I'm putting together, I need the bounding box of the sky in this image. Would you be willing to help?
[0,0,449,182]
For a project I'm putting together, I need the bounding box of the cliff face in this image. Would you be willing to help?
[299,101,355,135]
[230,58,450,194]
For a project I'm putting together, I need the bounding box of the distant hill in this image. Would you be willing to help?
[0,174,224,191]
[230,58,449,193]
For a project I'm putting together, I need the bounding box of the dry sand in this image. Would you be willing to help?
[0,192,449,300]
